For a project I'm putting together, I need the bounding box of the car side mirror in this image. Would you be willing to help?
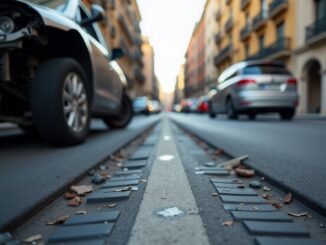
[79,4,105,27]
[111,48,124,60]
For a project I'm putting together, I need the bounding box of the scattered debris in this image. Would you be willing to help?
[160,197,167,200]
[91,173,105,185]
[283,192,293,204]
[288,211,309,217]
[113,186,132,192]
[99,165,107,170]
[116,162,123,167]
[216,149,224,157]
[212,193,219,196]
[107,204,117,208]
[220,155,248,169]
[263,186,271,192]
[46,215,69,225]
[237,184,246,188]
[88,169,96,176]
[75,210,87,215]
[235,167,255,178]
[262,194,273,200]
[21,234,42,243]
[70,185,93,196]
[272,202,282,209]
[249,180,261,189]
[253,206,259,211]
[157,207,184,218]
[141,179,147,183]
[222,220,234,226]
[204,161,216,167]
[68,196,82,207]
[63,192,77,200]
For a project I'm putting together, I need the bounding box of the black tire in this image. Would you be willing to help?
[103,94,133,128]
[31,58,91,146]
[208,102,216,118]
[19,125,39,137]
[226,99,238,120]
[280,110,295,121]
[248,113,256,120]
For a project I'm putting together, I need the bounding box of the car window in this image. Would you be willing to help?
[242,65,290,75]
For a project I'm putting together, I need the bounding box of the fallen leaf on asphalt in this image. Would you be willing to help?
[212,193,219,196]
[235,168,255,178]
[141,179,147,183]
[253,206,259,210]
[70,185,93,196]
[216,149,224,157]
[75,210,87,215]
[46,215,69,225]
[283,192,293,204]
[262,194,273,200]
[107,204,117,208]
[263,186,271,191]
[114,186,132,192]
[116,162,123,167]
[68,196,82,207]
[288,211,309,217]
[64,192,77,200]
[222,220,234,226]
[220,155,249,169]
[237,184,246,188]
[99,171,111,179]
[22,234,42,243]
[272,202,282,209]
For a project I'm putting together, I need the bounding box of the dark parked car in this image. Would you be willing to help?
[133,96,150,115]
[197,96,209,113]
[208,61,298,120]
[0,0,133,145]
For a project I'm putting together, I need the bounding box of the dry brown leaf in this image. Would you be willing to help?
[75,210,87,215]
[222,220,234,226]
[99,171,111,179]
[216,149,224,157]
[70,185,93,196]
[68,196,82,207]
[272,202,282,209]
[235,168,255,178]
[22,234,42,243]
[220,155,249,169]
[114,186,132,192]
[212,193,219,196]
[284,192,293,204]
[64,192,77,200]
[262,194,273,200]
[46,215,69,225]
[288,211,309,217]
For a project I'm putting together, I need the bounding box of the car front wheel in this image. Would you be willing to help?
[280,110,295,121]
[208,102,216,118]
[31,58,90,146]
[226,99,238,120]
[103,94,133,129]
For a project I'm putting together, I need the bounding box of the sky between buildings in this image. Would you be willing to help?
[137,0,207,93]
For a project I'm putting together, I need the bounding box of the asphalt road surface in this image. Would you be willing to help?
[171,113,326,215]
[0,115,161,231]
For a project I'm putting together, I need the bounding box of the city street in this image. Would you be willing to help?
[171,113,326,214]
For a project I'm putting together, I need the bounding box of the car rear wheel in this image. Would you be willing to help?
[248,113,256,120]
[280,110,295,121]
[31,58,90,146]
[226,99,238,120]
[103,94,133,128]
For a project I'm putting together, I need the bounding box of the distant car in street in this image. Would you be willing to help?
[148,100,162,114]
[0,0,133,146]
[208,60,299,120]
[181,98,199,113]
[197,96,209,113]
[133,96,150,115]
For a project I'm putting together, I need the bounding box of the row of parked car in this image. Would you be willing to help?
[174,60,299,120]
[133,96,162,115]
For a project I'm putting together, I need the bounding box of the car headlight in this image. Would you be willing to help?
[0,16,15,34]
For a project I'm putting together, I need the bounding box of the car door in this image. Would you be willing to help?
[78,5,123,114]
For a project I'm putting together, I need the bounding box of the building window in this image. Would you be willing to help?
[245,12,250,29]
[260,0,268,18]
[316,0,326,20]
[228,32,232,44]
[259,35,265,50]
[245,43,249,58]
[276,22,284,41]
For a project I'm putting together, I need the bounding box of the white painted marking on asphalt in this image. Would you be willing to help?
[157,207,184,218]
[163,135,171,141]
[158,154,175,161]
[128,116,210,245]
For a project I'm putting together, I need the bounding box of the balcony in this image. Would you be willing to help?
[240,25,251,41]
[215,9,222,21]
[214,44,233,66]
[252,12,268,31]
[305,17,326,44]
[247,37,291,61]
[225,17,233,32]
[133,35,142,46]
[225,0,231,5]
[134,68,145,84]
[118,15,133,43]
[215,33,222,44]
[134,48,143,67]
[119,38,133,59]
[241,0,250,10]
[269,0,288,19]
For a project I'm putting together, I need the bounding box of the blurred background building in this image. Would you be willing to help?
[181,0,326,115]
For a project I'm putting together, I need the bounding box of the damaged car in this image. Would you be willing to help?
[0,0,133,145]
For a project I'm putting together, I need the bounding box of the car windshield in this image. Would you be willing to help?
[243,65,291,75]
[26,0,68,11]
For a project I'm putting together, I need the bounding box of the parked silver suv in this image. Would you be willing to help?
[208,61,299,120]
[0,0,133,145]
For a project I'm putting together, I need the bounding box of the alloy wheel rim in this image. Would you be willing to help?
[62,73,88,133]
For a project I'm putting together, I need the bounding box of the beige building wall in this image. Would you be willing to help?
[141,36,155,98]
[204,0,219,92]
